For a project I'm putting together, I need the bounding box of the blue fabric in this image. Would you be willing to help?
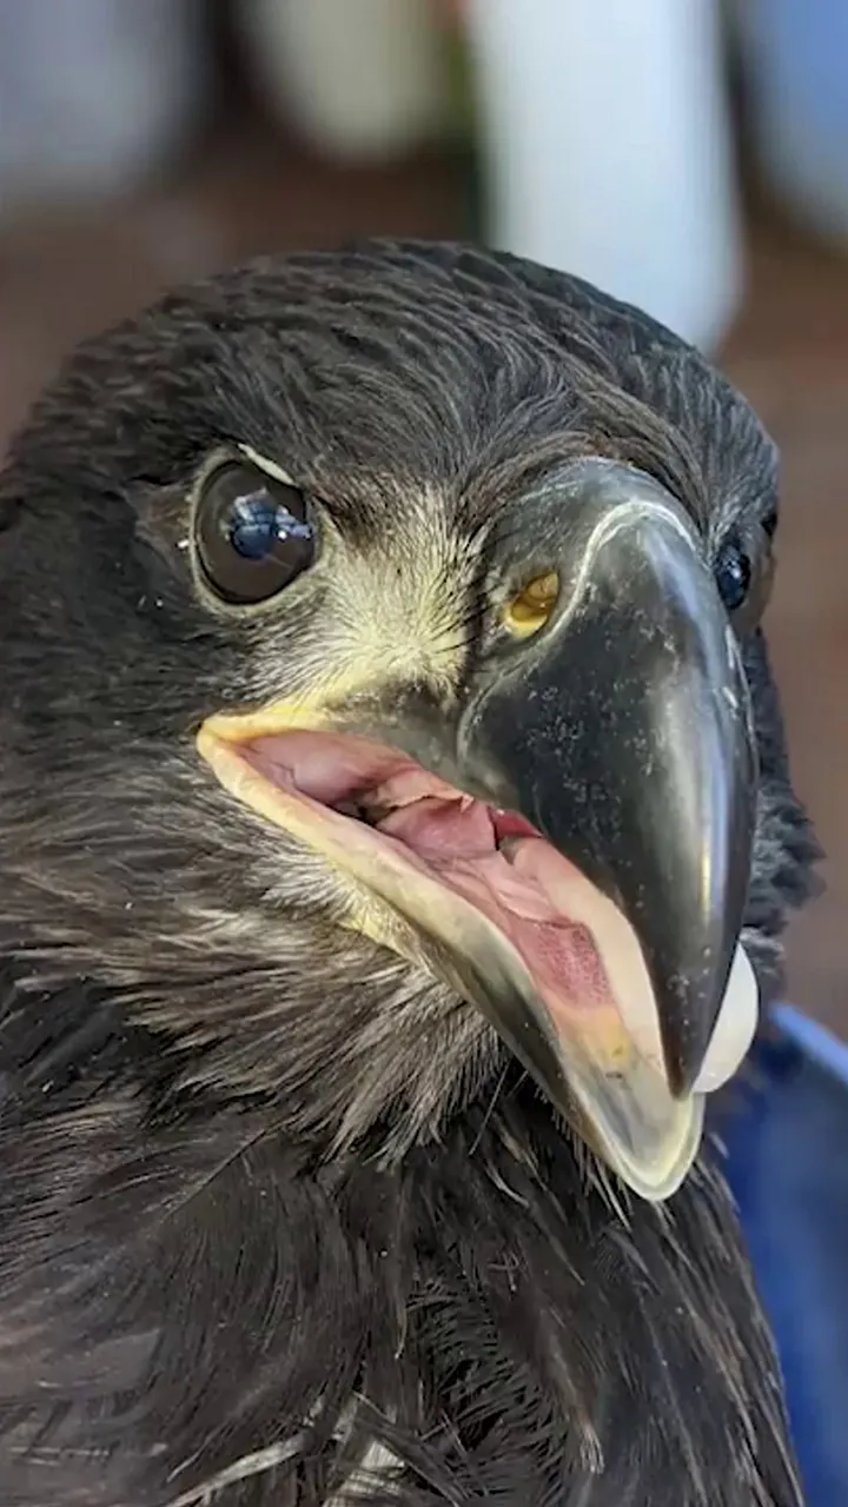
[720,1005,848,1506]
[752,0,848,139]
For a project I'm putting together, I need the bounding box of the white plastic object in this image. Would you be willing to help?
[0,0,206,211]
[239,0,450,163]
[466,0,742,353]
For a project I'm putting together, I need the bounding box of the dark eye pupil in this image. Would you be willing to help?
[195,462,316,605]
[716,541,751,613]
[228,491,312,561]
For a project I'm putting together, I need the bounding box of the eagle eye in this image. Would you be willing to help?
[715,537,752,613]
[715,529,773,632]
[194,461,316,605]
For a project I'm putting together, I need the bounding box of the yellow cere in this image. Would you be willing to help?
[504,571,560,637]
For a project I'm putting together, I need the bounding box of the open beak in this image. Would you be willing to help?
[197,459,760,1202]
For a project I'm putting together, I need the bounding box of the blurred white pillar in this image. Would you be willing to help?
[467,0,742,351]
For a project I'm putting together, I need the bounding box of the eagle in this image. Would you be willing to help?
[0,241,818,1505]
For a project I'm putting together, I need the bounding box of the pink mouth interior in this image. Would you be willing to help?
[239,730,616,1019]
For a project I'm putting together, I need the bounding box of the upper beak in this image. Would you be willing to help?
[458,459,758,1100]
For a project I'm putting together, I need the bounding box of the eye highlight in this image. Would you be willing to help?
[195,462,317,605]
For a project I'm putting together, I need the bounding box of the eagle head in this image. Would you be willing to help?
[0,242,818,1202]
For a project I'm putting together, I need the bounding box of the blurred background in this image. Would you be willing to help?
[0,0,845,1039]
